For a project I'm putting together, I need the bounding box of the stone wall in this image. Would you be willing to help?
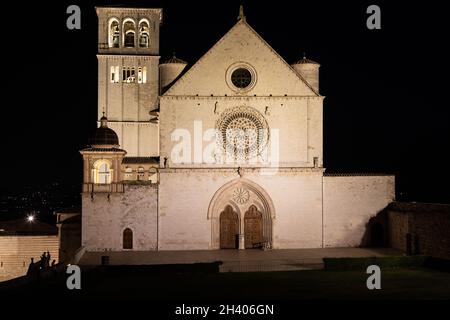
[82,184,158,251]
[323,175,396,247]
[57,214,81,264]
[0,236,59,281]
[98,55,160,157]
[160,96,323,169]
[158,168,323,250]
[387,202,450,259]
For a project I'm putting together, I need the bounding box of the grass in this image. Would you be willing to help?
[323,255,429,270]
[2,265,450,301]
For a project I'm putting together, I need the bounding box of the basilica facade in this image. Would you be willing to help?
[80,6,395,252]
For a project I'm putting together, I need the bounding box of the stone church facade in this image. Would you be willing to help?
[80,6,395,252]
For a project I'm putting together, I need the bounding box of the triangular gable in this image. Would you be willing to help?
[164,20,319,96]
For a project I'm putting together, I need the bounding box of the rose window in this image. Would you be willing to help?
[216,106,269,160]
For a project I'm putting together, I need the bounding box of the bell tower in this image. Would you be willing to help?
[95,7,162,157]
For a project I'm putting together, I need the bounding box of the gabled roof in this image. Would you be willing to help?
[164,19,320,97]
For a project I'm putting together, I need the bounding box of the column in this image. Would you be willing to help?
[238,234,245,249]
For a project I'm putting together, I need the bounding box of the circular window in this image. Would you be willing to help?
[216,106,269,160]
[226,62,257,93]
[231,68,252,89]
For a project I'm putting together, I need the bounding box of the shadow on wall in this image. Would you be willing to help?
[360,207,390,247]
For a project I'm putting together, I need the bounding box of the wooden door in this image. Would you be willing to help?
[244,205,262,248]
[123,228,133,249]
[220,205,239,249]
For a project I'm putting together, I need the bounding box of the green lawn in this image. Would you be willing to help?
[3,266,450,300]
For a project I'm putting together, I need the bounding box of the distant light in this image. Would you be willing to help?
[27,215,35,223]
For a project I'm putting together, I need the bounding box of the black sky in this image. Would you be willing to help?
[1,0,449,203]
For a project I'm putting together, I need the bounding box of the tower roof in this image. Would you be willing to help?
[293,55,320,65]
[163,53,187,64]
[89,114,119,147]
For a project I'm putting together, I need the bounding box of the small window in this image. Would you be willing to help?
[122,67,136,83]
[148,168,157,183]
[138,67,147,84]
[123,228,133,249]
[231,68,252,89]
[110,66,119,83]
[124,167,133,180]
[137,167,145,180]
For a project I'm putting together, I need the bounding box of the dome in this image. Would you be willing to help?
[89,115,119,147]
[162,53,187,65]
[292,55,320,65]
[159,53,188,89]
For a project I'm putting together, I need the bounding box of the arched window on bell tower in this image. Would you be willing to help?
[123,19,135,47]
[138,19,150,48]
[108,18,120,48]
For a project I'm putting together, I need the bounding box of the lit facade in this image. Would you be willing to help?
[80,6,395,252]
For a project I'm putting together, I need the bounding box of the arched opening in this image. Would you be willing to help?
[108,18,120,48]
[148,167,158,183]
[220,205,239,249]
[123,19,135,47]
[92,160,111,184]
[138,19,150,48]
[208,178,275,250]
[138,66,147,84]
[123,228,133,249]
[124,167,133,180]
[244,205,263,248]
[137,166,145,180]
[124,31,135,47]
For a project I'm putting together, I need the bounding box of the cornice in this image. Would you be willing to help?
[160,95,324,101]
[97,54,161,60]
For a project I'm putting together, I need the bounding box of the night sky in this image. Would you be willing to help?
[2,0,449,203]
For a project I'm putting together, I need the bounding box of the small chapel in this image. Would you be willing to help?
[80,6,395,252]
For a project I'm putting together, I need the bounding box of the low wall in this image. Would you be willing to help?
[388,202,450,259]
[0,235,59,282]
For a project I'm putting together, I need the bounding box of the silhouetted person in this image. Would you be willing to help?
[51,259,56,267]
[46,251,51,268]
[40,252,46,270]
[26,257,34,276]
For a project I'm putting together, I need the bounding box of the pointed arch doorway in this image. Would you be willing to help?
[208,178,275,250]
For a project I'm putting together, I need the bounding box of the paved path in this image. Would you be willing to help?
[79,248,403,272]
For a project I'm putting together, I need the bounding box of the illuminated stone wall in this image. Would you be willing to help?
[0,236,59,281]
[82,184,158,251]
[323,175,395,247]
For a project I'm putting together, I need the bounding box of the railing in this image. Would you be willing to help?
[98,43,109,49]
[82,183,124,193]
